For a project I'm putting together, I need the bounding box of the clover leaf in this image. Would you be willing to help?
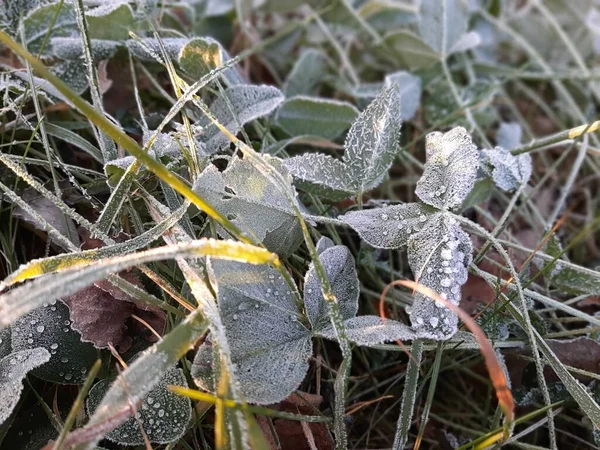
[192,238,412,404]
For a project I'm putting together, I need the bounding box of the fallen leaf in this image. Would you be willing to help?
[97,60,113,95]
[62,232,165,351]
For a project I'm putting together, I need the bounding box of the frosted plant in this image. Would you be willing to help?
[283,84,402,200]
[196,85,284,154]
[86,366,191,445]
[0,348,50,425]
[480,147,532,193]
[11,300,99,384]
[194,155,307,257]
[340,127,479,339]
[192,237,414,404]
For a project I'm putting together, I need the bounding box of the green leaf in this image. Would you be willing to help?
[283,85,402,199]
[0,348,50,425]
[23,2,76,52]
[179,37,226,80]
[376,30,438,70]
[193,259,312,404]
[199,85,284,153]
[51,37,120,60]
[11,300,99,384]
[419,0,478,58]
[193,156,304,257]
[283,48,328,97]
[86,367,191,445]
[86,3,135,41]
[460,177,493,210]
[276,96,359,140]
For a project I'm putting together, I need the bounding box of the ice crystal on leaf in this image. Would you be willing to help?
[341,127,478,339]
[481,147,532,193]
[192,238,413,404]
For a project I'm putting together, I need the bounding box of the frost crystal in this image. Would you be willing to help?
[315,316,415,346]
[481,146,532,192]
[0,348,50,425]
[283,84,402,199]
[339,203,433,249]
[407,213,472,339]
[415,127,479,210]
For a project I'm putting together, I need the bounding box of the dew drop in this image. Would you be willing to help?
[36,325,45,333]
[380,213,389,221]
[440,278,451,288]
[429,317,439,327]
[50,343,59,350]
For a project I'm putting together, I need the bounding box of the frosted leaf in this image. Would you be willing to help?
[283,48,328,97]
[282,153,354,201]
[86,366,191,445]
[198,85,284,153]
[0,348,50,425]
[316,235,335,254]
[496,122,522,150]
[142,129,181,157]
[0,327,10,359]
[406,213,472,340]
[191,336,215,392]
[276,96,359,140]
[11,300,99,384]
[1,407,59,450]
[344,84,402,194]
[52,59,89,94]
[23,2,76,52]
[384,71,422,121]
[448,31,482,54]
[304,242,359,330]
[51,37,119,60]
[283,85,402,199]
[415,127,479,210]
[13,188,80,248]
[194,259,312,405]
[85,3,135,41]
[193,156,303,257]
[339,203,434,249]
[316,316,416,346]
[419,0,472,58]
[126,38,189,61]
[481,147,532,192]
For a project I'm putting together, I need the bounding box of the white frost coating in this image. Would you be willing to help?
[86,367,191,445]
[415,127,479,210]
[339,203,433,249]
[283,85,402,199]
[304,243,359,330]
[316,235,335,254]
[198,259,312,405]
[282,153,353,201]
[51,37,119,60]
[0,348,50,425]
[198,84,284,153]
[406,213,472,339]
[316,316,416,346]
[0,328,10,359]
[496,122,522,150]
[345,84,402,194]
[481,146,532,192]
[193,156,303,257]
[142,129,181,157]
[126,38,190,62]
[11,300,98,384]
